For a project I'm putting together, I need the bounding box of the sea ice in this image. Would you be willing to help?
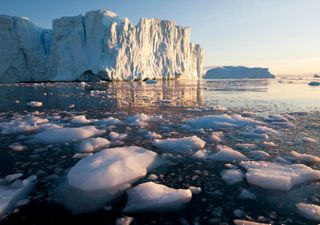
[194,145,248,161]
[75,137,111,153]
[290,151,320,163]
[95,117,123,126]
[57,146,163,213]
[144,131,162,140]
[0,115,54,135]
[26,101,43,107]
[239,189,256,200]
[296,203,320,221]
[240,161,320,191]
[127,113,153,127]
[70,115,94,124]
[31,126,105,144]
[109,131,127,141]
[152,136,205,153]
[247,151,271,160]
[234,220,270,225]
[210,132,224,142]
[123,182,192,213]
[0,175,37,217]
[187,114,265,130]
[302,137,318,144]
[220,169,244,185]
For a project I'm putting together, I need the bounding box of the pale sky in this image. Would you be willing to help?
[1,0,319,75]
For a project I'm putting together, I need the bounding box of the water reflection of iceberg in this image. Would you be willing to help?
[205,79,270,92]
[106,80,204,109]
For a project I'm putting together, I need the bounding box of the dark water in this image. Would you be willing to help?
[0,78,319,225]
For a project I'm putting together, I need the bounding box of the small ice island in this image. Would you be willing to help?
[0,10,203,83]
[204,66,275,79]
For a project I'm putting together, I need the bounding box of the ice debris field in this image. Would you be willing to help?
[0,94,319,225]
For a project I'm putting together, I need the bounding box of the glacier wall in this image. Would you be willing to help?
[0,10,204,83]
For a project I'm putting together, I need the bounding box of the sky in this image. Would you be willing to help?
[1,0,320,75]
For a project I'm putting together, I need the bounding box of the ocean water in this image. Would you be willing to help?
[0,76,319,225]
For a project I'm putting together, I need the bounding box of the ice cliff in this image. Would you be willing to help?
[0,10,204,83]
[204,66,275,79]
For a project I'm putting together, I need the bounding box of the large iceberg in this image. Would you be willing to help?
[204,66,275,79]
[0,10,204,83]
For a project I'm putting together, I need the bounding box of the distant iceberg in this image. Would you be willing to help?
[0,10,204,83]
[204,66,275,79]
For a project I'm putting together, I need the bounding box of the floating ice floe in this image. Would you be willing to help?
[31,126,105,144]
[240,161,320,191]
[0,175,37,217]
[220,169,244,185]
[26,101,43,107]
[302,137,318,144]
[144,131,162,140]
[262,141,278,147]
[242,132,268,140]
[95,117,123,126]
[75,137,111,153]
[187,114,265,130]
[57,146,164,213]
[194,145,248,161]
[236,143,256,151]
[127,113,160,127]
[266,114,289,123]
[247,151,271,160]
[234,219,270,225]
[253,126,279,135]
[123,182,192,213]
[70,115,94,124]
[152,136,205,153]
[290,151,320,163]
[5,173,23,183]
[210,132,224,142]
[109,131,127,141]
[296,203,320,221]
[0,115,55,135]
[239,189,256,200]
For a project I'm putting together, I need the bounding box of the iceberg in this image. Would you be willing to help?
[204,66,275,79]
[0,10,203,83]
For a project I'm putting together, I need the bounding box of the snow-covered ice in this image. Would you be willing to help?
[0,10,203,83]
[26,101,43,107]
[194,145,248,161]
[210,132,224,142]
[31,126,105,144]
[75,137,111,153]
[109,131,127,141]
[240,161,320,191]
[152,136,205,153]
[187,114,265,130]
[220,169,244,185]
[70,115,94,124]
[239,189,256,200]
[0,175,37,217]
[233,219,271,225]
[57,146,164,213]
[296,203,320,221]
[290,151,320,163]
[124,182,192,213]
